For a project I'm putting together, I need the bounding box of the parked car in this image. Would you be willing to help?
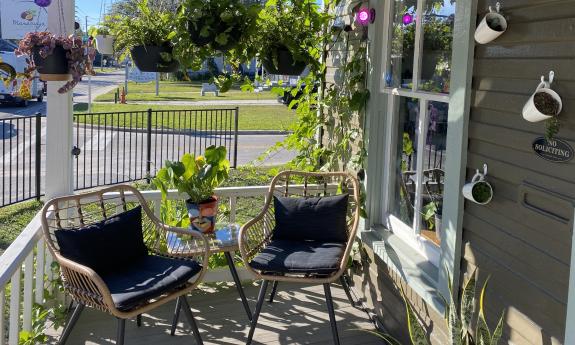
[0,51,44,106]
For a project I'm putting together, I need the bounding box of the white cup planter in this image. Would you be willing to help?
[462,164,493,205]
[474,2,507,44]
[95,35,115,55]
[522,72,562,123]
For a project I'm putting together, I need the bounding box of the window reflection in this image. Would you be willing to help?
[388,0,417,89]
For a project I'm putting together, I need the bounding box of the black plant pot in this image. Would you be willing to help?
[262,47,306,76]
[188,18,217,47]
[32,45,70,81]
[130,45,179,73]
[210,26,243,51]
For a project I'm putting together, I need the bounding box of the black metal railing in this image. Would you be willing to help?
[73,108,239,190]
[0,113,43,207]
[0,108,239,207]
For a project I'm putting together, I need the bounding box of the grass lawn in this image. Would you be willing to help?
[95,81,277,102]
[74,103,296,131]
[0,200,43,255]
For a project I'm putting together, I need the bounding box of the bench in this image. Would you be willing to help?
[201,83,219,96]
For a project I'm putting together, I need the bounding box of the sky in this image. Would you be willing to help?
[75,0,111,30]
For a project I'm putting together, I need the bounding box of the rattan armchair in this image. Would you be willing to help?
[239,171,360,345]
[41,185,209,345]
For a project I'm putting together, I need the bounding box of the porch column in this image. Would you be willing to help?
[45,0,75,199]
[565,208,575,344]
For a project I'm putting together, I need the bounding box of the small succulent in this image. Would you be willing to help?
[14,31,96,94]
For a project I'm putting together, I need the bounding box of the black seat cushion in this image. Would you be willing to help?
[249,240,346,275]
[273,194,349,242]
[54,206,148,274]
[101,255,202,311]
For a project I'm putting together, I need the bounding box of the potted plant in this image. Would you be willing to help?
[254,0,327,75]
[105,0,179,72]
[89,26,115,55]
[14,32,95,94]
[154,146,230,234]
[475,2,508,44]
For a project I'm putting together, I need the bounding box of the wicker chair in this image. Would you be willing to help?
[41,185,209,345]
[239,171,360,345]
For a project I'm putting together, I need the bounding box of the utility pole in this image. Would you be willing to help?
[85,15,92,113]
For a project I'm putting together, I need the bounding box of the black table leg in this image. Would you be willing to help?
[224,251,252,321]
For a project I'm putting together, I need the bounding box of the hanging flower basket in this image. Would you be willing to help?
[130,44,179,72]
[32,45,70,81]
[262,45,307,76]
[95,34,115,55]
[474,2,508,44]
[522,73,562,123]
[188,18,218,47]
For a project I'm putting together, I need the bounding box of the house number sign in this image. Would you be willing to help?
[532,137,574,163]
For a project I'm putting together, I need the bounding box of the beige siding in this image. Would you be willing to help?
[463,0,575,344]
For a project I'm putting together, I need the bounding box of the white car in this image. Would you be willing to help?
[0,51,44,106]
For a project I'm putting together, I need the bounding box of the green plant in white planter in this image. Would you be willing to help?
[89,26,115,55]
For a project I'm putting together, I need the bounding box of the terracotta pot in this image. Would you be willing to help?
[130,44,179,73]
[186,196,218,234]
[262,46,307,76]
[32,45,70,81]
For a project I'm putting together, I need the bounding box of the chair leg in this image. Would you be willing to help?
[340,274,356,307]
[116,318,126,345]
[180,296,204,345]
[246,280,269,345]
[136,314,142,327]
[170,296,182,336]
[324,283,340,345]
[58,303,85,345]
[269,281,279,303]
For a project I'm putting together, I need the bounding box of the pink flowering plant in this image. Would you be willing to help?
[14,31,96,93]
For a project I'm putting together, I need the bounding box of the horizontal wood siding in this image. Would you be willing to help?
[465,1,575,344]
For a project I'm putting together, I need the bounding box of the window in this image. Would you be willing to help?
[380,0,456,266]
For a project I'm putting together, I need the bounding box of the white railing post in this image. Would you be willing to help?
[0,288,5,344]
[229,196,237,223]
[8,268,21,345]
[35,238,45,304]
[22,253,34,332]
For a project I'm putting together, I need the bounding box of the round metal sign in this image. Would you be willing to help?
[532,137,574,163]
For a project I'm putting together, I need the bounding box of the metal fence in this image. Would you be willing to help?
[0,108,239,207]
[0,114,42,207]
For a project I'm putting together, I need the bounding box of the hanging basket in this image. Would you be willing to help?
[95,35,115,55]
[188,18,218,47]
[522,72,562,123]
[474,2,508,44]
[130,44,179,73]
[211,25,243,51]
[32,45,71,81]
[262,46,307,76]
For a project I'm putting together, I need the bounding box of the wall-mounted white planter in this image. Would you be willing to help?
[522,72,562,123]
[462,164,493,205]
[474,3,507,44]
[95,35,115,55]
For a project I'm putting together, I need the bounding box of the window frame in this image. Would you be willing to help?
[364,0,478,309]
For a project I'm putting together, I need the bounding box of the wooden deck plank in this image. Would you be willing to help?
[46,282,380,345]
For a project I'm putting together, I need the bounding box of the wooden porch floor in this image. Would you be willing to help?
[46,281,380,345]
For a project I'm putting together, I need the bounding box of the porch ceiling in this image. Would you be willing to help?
[46,282,379,345]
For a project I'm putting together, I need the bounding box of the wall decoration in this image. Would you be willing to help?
[462,164,493,205]
[474,2,507,44]
[0,0,48,39]
[532,137,573,163]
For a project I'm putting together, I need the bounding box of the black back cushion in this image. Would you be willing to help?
[273,194,349,242]
[55,206,148,274]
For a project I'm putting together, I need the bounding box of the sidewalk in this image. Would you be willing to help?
[94,99,281,106]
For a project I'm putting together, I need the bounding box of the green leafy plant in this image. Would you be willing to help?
[368,271,504,345]
[103,0,176,61]
[472,182,492,204]
[422,201,439,230]
[154,145,230,203]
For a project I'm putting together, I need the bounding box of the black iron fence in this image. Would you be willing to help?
[0,108,239,207]
[0,114,42,207]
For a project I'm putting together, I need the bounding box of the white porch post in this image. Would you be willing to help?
[45,0,75,199]
[565,208,575,344]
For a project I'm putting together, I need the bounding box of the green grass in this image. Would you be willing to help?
[74,103,295,131]
[94,81,277,102]
[0,200,43,255]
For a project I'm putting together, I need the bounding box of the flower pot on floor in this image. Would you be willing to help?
[186,196,218,234]
[262,46,307,76]
[95,35,115,55]
[474,3,507,44]
[522,81,562,123]
[32,45,70,81]
[130,44,179,73]
[462,172,493,205]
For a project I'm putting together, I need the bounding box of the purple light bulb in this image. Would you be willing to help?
[34,0,52,7]
[403,13,414,25]
[356,8,371,26]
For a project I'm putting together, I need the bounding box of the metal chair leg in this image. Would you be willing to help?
[58,303,85,345]
[268,281,279,303]
[340,274,356,307]
[170,296,183,336]
[136,314,142,327]
[246,280,269,345]
[324,283,340,345]
[116,318,126,345]
[180,296,204,345]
